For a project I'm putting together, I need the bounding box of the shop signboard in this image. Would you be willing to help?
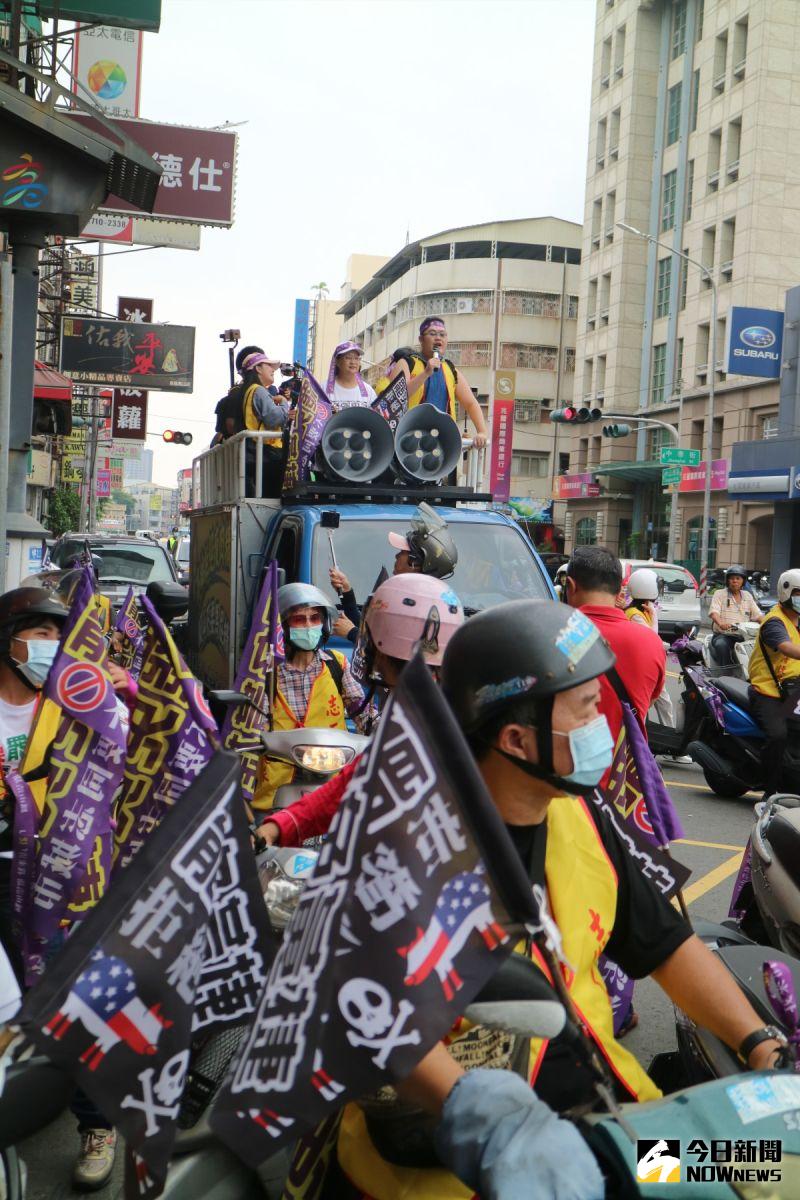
[60,319,194,391]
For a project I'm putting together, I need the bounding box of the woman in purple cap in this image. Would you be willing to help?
[325,342,377,411]
[386,316,487,447]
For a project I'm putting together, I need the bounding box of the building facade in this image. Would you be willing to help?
[123,447,153,484]
[337,218,582,505]
[125,481,179,534]
[565,0,800,572]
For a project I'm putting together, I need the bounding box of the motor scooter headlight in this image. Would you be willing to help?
[258,859,306,930]
[292,745,353,773]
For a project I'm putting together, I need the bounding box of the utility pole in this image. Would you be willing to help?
[88,243,104,534]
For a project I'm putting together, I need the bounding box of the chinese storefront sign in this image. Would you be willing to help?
[553,473,601,499]
[111,389,148,440]
[67,115,236,226]
[73,24,143,119]
[117,297,153,324]
[60,319,194,392]
[676,459,729,493]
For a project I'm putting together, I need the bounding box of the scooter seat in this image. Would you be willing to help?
[717,943,800,1025]
[714,675,752,710]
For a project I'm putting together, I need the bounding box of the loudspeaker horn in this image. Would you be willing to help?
[317,407,395,484]
[393,406,463,484]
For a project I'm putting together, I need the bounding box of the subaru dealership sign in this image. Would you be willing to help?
[725,306,784,378]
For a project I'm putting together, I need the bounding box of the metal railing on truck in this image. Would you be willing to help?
[192,430,487,509]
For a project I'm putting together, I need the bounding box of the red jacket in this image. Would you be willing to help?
[267,757,359,846]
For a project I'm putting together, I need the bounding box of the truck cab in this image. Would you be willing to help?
[188,431,556,690]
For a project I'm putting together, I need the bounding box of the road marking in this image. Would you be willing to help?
[663,778,758,797]
[666,671,681,679]
[676,851,743,908]
[675,837,743,852]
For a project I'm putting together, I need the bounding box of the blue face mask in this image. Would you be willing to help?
[554,715,614,787]
[12,637,59,688]
[792,597,800,615]
[289,625,323,651]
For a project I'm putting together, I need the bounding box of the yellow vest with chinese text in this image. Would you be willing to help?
[336,794,658,1200]
[407,355,458,421]
[242,383,283,446]
[252,651,347,811]
[748,605,800,698]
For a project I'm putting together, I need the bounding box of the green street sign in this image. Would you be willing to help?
[662,466,683,485]
[660,446,701,466]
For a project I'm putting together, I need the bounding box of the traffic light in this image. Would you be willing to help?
[550,407,602,424]
[163,430,193,445]
[602,423,631,438]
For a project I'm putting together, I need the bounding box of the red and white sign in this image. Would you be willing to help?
[73,24,143,119]
[69,115,237,227]
[553,473,601,499]
[56,662,108,714]
[489,397,515,504]
[117,296,153,323]
[81,211,133,243]
[111,389,148,441]
[677,459,729,493]
[97,469,111,497]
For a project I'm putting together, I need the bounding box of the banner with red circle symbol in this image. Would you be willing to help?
[56,661,111,715]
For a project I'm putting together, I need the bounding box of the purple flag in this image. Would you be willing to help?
[606,701,685,849]
[113,586,145,680]
[371,372,408,433]
[113,596,219,873]
[11,567,127,983]
[283,369,332,490]
[221,560,284,803]
[728,844,753,919]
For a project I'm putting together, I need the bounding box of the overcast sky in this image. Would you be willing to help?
[98,0,596,487]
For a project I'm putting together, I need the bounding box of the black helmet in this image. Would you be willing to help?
[725,565,747,580]
[441,600,614,793]
[0,587,69,640]
[394,503,458,580]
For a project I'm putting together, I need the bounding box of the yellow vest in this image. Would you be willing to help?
[336,794,658,1200]
[625,604,654,628]
[18,695,60,815]
[242,383,283,446]
[408,355,458,421]
[749,604,800,698]
[94,593,111,636]
[252,651,347,811]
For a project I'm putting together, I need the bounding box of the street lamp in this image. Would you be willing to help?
[617,222,717,598]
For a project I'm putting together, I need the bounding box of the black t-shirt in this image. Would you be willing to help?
[214,385,245,437]
[505,799,691,1112]
[762,616,793,653]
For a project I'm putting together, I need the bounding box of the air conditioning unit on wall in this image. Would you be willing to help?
[456,297,474,314]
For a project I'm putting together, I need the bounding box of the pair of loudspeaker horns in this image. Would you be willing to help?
[318,405,463,485]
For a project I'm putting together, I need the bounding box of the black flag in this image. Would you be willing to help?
[16,752,277,1199]
[209,654,546,1167]
[371,372,408,432]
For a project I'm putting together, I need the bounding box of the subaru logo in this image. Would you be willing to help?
[740,325,776,348]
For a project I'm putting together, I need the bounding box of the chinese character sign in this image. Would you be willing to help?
[17,752,277,1200]
[283,370,331,491]
[61,319,194,392]
[9,568,127,983]
[221,560,284,804]
[489,395,515,504]
[210,654,546,1167]
[117,296,153,324]
[73,24,143,119]
[67,115,237,227]
[112,389,148,440]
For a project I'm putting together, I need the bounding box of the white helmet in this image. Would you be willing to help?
[627,567,659,601]
[777,569,800,604]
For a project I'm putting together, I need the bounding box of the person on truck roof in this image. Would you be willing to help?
[212,342,264,445]
[383,317,488,449]
[330,504,459,641]
[325,341,377,410]
[252,583,365,811]
[239,350,288,498]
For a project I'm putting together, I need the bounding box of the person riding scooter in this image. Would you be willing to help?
[748,568,800,801]
[710,565,763,666]
[252,583,364,811]
[256,572,464,846]
[624,567,660,629]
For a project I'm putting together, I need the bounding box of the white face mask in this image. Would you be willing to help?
[11,638,59,688]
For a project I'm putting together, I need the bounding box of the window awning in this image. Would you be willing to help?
[34,361,73,403]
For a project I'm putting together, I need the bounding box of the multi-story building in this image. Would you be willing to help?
[293,255,389,373]
[566,0,800,572]
[125,481,179,534]
[337,218,582,504]
[123,447,153,484]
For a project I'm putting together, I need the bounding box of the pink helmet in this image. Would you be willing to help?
[365,573,464,667]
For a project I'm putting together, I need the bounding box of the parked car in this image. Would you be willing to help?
[48,532,182,617]
[171,534,191,584]
[620,558,701,640]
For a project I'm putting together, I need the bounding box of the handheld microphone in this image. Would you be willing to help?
[432,350,441,372]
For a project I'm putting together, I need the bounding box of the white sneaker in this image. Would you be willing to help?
[73,1128,117,1191]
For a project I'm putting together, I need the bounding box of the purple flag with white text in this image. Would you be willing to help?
[283,369,332,490]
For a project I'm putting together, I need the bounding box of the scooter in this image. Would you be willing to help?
[699,620,761,681]
[726,794,800,956]
[210,689,368,812]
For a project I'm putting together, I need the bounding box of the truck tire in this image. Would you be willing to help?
[702,768,750,799]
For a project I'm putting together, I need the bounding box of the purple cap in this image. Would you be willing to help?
[419,316,446,336]
[242,352,280,370]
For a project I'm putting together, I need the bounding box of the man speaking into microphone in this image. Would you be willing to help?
[386,316,488,447]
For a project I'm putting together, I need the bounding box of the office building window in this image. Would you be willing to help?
[696,323,710,376]
[614,25,625,75]
[761,413,778,440]
[564,348,576,373]
[671,0,687,58]
[656,258,672,319]
[601,35,612,87]
[720,218,735,277]
[661,170,677,231]
[514,399,540,423]
[714,31,728,92]
[702,226,716,284]
[649,426,668,457]
[591,198,602,245]
[691,68,700,131]
[676,337,685,390]
[599,272,611,321]
[587,278,598,325]
[596,354,607,396]
[583,358,594,397]
[512,451,550,479]
[686,159,695,218]
[609,109,620,158]
[708,129,722,191]
[666,83,682,145]
[727,119,741,180]
[732,18,748,82]
[575,518,597,547]
[596,116,607,168]
[605,190,616,239]
[568,295,579,318]
[696,0,704,40]
[651,343,667,405]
